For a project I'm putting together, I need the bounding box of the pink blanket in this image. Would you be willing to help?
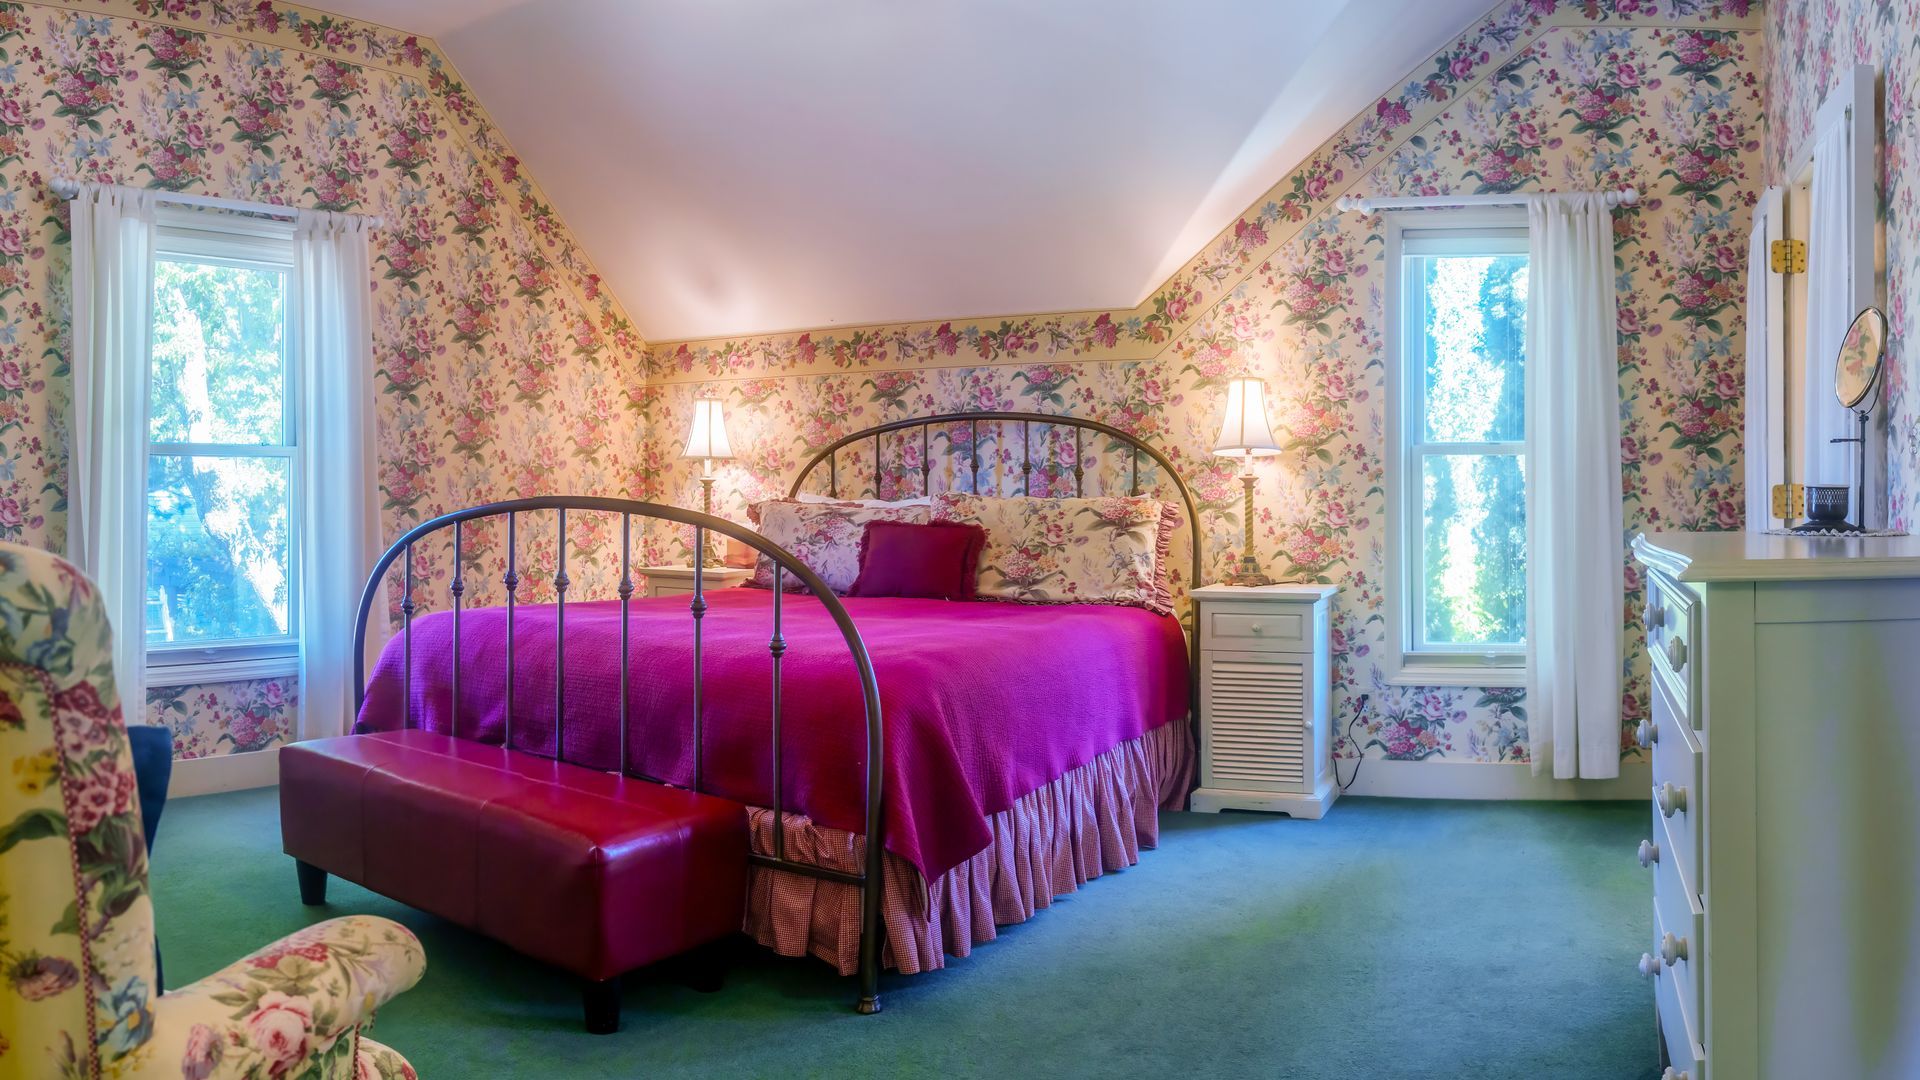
[357,590,1190,879]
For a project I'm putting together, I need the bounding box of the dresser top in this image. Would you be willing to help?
[1633,530,1920,582]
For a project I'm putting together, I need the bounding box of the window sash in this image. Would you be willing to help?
[145,227,302,668]
[1398,226,1529,666]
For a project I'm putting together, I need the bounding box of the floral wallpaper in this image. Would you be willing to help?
[0,0,646,759]
[1765,0,1920,530]
[640,0,1766,768]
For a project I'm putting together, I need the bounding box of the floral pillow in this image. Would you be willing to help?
[932,492,1174,614]
[749,499,931,593]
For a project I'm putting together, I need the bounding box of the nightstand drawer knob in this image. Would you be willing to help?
[1648,599,1666,629]
[1637,839,1659,868]
[1639,952,1663,977]
[1665,636,1688,672]
[1636,720,1657,748]
[1660,931,1688,965]
[1657,782,1687,818]
[1249,623,1265,634]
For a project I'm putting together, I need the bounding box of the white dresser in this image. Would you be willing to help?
[1631,531,1920,1080]
[1188,583,1339,818]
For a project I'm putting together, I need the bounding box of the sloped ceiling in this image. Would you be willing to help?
[319,0,1490,341]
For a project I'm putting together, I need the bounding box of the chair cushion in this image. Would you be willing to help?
[281,730,748,981]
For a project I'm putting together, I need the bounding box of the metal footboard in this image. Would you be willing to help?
[351,496,889,1015]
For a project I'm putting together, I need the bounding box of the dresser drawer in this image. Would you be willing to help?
[1654,807,1705,1024]
[1649,675,1702,890]
[1652,904,1708,1080]
[1646,569,1700,726]
[1201,604,1312,653]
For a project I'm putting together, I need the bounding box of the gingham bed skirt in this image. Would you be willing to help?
[742,719,1195,976]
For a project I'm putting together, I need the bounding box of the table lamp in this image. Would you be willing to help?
[680,395,735,567]
[1213,375,1281,587]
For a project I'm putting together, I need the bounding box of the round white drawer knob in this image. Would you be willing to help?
[1639,952,1663,977]
[1657,781,1687,818]
[1250,623,1265,634]
[1648,601,1666,629]
[1636,720,1658,748]
[1665,636,1688,672]
[1637,839,1660,868]
[1660,931,1689,965]
[1663,1069,1689,1080]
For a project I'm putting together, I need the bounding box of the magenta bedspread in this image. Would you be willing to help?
[356,590,1190,879]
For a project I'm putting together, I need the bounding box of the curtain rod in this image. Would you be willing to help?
[1334,187,1639,214]
[48,179,385,229]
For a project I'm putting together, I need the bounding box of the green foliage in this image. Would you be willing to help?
[145,258,292,645]
[1416,254,1527,649]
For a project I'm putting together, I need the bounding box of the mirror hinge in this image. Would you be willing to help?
[1772,482,1805,520]
[1771,238,1806,274]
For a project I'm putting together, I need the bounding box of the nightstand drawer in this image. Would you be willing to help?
[1201,605,1312,653]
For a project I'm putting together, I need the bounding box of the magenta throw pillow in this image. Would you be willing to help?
[848,521,988,601]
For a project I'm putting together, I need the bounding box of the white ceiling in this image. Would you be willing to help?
[320,0,1490,342]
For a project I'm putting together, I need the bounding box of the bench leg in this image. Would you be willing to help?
[583,978,621,1035]
[295,860,328,906]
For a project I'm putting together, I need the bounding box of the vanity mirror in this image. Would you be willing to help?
[1795,306,1887,533]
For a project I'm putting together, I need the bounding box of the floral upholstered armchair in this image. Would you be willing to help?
[0,542,425,1077]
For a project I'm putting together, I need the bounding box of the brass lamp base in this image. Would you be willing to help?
[1222,470,1274,587]
[698,473,724,568]
[1222,556,1276,588]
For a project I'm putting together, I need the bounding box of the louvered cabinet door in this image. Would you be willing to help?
[1199,650,1309,792]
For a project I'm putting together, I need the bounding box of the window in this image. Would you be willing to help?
[1385,216,1529,686]
[144,214,300,679]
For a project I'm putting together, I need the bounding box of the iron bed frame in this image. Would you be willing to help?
[348,411,1202,1018]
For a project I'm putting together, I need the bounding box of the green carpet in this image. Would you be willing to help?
[150,789,1658,1079]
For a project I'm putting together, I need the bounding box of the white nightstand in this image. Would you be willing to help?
[1189,582,1341,819]
[639,565,754,597]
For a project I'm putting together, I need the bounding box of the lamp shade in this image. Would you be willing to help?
[1213,376,1281,458]
[681,397,734,461]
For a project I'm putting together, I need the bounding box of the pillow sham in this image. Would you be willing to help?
[848,521,988,601]
[746,493,930,527]
[749,499,931,593]
[932,492,1174,614]
[795,492,932,508]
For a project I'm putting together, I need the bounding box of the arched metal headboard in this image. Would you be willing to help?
[789,410,1206,725]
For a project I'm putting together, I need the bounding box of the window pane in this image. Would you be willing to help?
[145,454,291,644]
[1420,452,1525,648]
[150,258,287,445]
[1417,254,1527,443]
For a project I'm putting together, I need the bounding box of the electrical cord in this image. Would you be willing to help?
[1334,693,1370,793]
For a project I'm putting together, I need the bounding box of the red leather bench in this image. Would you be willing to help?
[280,729,748,1033]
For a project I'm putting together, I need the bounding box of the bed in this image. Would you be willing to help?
[348,412,1203,1012]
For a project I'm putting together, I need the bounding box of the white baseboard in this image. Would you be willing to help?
[1336,758,1650,800]
[171,747,280,798]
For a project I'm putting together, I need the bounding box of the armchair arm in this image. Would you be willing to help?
[138,916,425,1078]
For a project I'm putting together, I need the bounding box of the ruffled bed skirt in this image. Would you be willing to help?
[743,720,1195,976]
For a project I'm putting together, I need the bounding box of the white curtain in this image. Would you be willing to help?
[1803,124,1857,487]
[1525,193,1623,779]
[292,210,380,741]
[1744,188,1782,530]
[67,186,158,718]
